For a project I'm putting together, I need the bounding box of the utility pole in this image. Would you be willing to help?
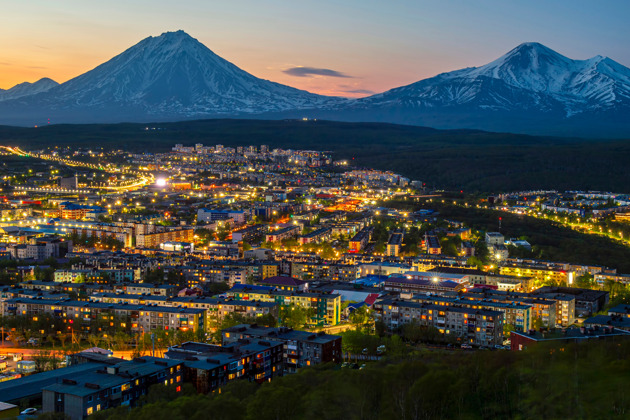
[151,333,155,358]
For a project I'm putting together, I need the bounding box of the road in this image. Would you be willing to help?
[1,145,154,192]
[0,346,168,362]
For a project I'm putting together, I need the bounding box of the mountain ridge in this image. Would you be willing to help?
[0,33,629,137]
[0,77,58,102]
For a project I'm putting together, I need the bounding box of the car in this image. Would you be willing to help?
[21,408,37,415]
[493,345,504,350]
[461,344,473,349]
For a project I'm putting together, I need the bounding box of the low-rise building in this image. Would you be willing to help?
[384,275,467,295]
[222,324,342,373]
[42,356,184,420]
[165,339,284,393]
[510,326,630,351]
[265,225,299,243]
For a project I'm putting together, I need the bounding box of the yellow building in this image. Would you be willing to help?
[229,288,341,326]
[499,265,572,288]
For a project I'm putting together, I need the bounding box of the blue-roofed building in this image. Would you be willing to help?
[385,275,467,294]
[165,339,284,393]
[42,356,183,420]
[0,362,109,406]
[351,275,388,287]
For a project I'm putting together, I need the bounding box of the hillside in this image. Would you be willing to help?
[1,119,629,192]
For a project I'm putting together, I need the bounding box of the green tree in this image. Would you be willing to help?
[279,304,313,329]
[576,273,595,289]
[217,223,231,241]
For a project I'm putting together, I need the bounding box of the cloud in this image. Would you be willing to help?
[0,62,11,66]
[283,67,352,78]
[27,66,47,70]
[342,89,375,94]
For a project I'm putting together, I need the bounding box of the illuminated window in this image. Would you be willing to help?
[87,407,93,415]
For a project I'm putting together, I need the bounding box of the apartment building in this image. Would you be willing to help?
[90,293,279,333]
[222,324,342,373]
[499,263,574,287]
[135,228,194,249]
[227,284,341,326]
[410,294,531,332]
[374,297,504,347]
[42,357,184,420]
[299,227,332,245]
[1,298,205,334]
[265,225,299,242]
[348,226,373,253]
[165,339,283,393]
[384,275,467,294]
[387,233,404,257]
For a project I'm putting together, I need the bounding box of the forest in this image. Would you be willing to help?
[383,198,630,273]
[84,338,630,420]
[2,119,630,192]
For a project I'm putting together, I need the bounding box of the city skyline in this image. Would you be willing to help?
[1,0,629,97]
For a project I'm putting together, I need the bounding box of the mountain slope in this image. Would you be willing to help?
[0,78,58,102]
[329,42,630,136]
[1,37,630,137]
[0,31,343,125]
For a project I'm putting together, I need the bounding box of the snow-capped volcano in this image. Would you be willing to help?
[461,42,630,113]
[0,30,343,124]
[339,42,630,135]
[1,36,629,137]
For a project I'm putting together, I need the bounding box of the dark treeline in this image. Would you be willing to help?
[85,339,630,420]
[2,119,630,192]
[385,199,630,273]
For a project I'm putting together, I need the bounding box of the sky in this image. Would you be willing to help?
[1,1,629,97]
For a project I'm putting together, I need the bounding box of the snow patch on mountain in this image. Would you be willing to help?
[12,30,345,117]
[0,78,58,102]
[352,42,630,118]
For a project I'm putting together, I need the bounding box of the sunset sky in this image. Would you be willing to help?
[1,1,629,97]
